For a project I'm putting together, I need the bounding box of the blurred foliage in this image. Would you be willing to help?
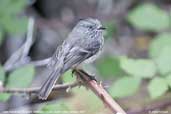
[40,87,107,114]
[109,77,141,98]
[149,33,171,58]
[120,57,156,78]
[98,3,171,99]
[128,3,170,31]
[62,70,76,83]
[109,32,171,99]
[0,0,171,111]
[0,0,28,45]
[148,77,168,99]
[95,56,122,78]
[7,65,35,88]
[0,0,29,102]
[154,45,171,75]
[0,65,35,101]
[0,93,11,102]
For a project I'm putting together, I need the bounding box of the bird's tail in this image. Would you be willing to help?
[38,69,61,100]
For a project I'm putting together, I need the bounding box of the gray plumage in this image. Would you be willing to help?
[38,18,105,100]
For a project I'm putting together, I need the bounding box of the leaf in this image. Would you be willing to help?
[128,4,169,31]
[149,33,171,58]
[0,64,5,82]
[148,77,168,99]
[0,0,26,16]
[8,0,27,15]
[1,16,28,34]
[120,57,156,78]
[95,56,122,78]
[154,46,171,75]
[0,93,11,102]
[0,0,27,35]
[7,65,35,88]
[109,77,141,98]
[62,70,76,83]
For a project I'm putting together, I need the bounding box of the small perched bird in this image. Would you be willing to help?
[38,18,105,100]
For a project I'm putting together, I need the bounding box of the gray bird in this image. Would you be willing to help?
[38,18,105,100]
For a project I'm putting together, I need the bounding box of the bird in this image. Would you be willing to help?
[38,18,105,100]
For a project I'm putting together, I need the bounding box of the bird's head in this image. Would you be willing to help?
[74,18,105,34]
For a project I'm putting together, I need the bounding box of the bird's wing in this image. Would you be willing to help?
[48,38,101,72]
[47,41,70,69]
[62,41,101,72]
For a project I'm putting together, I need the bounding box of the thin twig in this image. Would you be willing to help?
[74,69,127,114]
[4,17,35,72]
[4,58,51,72]
[0,81,79,94]
[23,17,35,57]
[29,57,51,66]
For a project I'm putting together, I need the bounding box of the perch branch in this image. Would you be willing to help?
[1,67,127,114]
[73,69,127,114]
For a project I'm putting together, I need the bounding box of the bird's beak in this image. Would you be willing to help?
[98,26,106,30]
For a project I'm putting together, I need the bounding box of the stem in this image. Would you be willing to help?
[0,81,79,94]
[74,69,127,114]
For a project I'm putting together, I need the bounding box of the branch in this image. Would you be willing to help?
[73,69,127,114]
[1,67,126,113]
[3,57,51,73]
[23,17,35,56]
[29,57,51,67]
[0,81,79,94]
[4,17,35,72]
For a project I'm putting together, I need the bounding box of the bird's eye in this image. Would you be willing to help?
[88,25,93,29]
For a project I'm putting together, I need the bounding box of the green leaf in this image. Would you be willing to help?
[120,57,156,78]
[0,93,11,102]
[8,0,26,15]
[109,77,141,98]
[7,65,35,88]
[0,0,26,16]
[149,33,171,58]
[62,70,76,83]
[95,56,122,77]
[154,46,171,75]
[165,74,171,88]
[148,77,168,99]
[1,16,28,34]
[128,4,169,31]
[0,0,27,35]
[0,64,5,82]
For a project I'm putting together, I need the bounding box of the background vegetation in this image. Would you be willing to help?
[0,0,171,114]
